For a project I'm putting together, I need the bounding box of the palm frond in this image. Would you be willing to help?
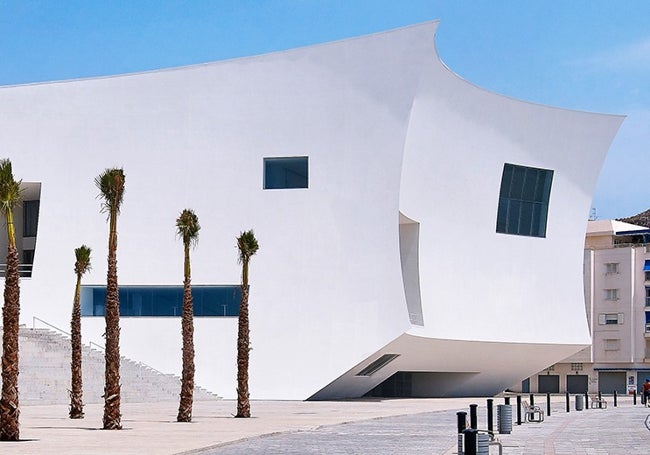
[74,245,92,276]
[236,230,259,263]
[94,168,125,215]
[176,209,200,248]
[0,159,22,216]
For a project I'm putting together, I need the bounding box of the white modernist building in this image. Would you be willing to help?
[0,21,624,399]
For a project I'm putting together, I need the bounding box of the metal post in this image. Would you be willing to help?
[565,392,570,412]
[516,395,522,425]
[598,391,603,409]
[634,390,637,405]
[546,392,551,416]
[463,428,477,455]
[585,391,589,409]
[487,399,494,435]
[469,404,478,430]
[530,393,534,407]
[457,411,467,434]
[614,390,617,407]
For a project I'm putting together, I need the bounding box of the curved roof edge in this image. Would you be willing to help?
[0,20,441,90]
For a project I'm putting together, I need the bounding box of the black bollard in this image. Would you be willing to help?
[546,392,551,416]
[469,404,478,430]
[614,390,617,407]
[516,395,522,425]
[565,392,570,413]
[487,399,494,435]
[598,391,603,409]
[634,390,637,405]
[530,393,534,407]
[463,428,478,455]
[457,411,467,434]
[585,391,589,410]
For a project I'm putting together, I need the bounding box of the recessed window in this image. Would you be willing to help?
[496,163,553,237]
[646,288,650,307]
[23,200,40,237]
[605,263,619,274]
[599,313,624,325]
[570,363,583,371]
[264,157,308,189]
[604,289,620,301]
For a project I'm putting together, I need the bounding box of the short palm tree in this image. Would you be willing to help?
[95,168,125,430]
[176,209,200,422]
[235,229,259,418]
[0,159,22,441]
[69,245,91,419]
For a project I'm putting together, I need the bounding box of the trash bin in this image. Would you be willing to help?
[497,404,512,434]
[575,394,584,411]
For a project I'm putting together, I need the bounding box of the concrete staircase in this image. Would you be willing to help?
[0,326,221,405]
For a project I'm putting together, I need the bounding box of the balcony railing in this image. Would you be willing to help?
[0,264,33,278]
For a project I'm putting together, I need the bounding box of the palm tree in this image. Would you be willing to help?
[0,159,22,441]
[235,229,259,418]
[176,209,200,422]
[95,168,125,430]
[69,245,91,419]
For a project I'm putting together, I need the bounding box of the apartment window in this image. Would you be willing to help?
[22,249,34,264]
[646,288,650,307]
[604,289,620,301]
[599,313,624,325]
[605,262,619,274]
[23,200,40,237]
[570,363,583,371]
[604,339,620,351]
[496,163,553,237]
[645,271,650,282]
[263,157,308,189]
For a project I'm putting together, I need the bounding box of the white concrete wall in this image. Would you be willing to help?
[1,21,624,399]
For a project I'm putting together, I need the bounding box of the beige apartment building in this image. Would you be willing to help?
[522,219,650,395]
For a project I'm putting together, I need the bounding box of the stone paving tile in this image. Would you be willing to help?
[199,402,650,455]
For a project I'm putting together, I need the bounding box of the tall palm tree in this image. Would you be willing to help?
[235,229,259,418]
[69,245,91,419]
[0,159,22,441]
[176,209,200,422]
[95,168,125,430]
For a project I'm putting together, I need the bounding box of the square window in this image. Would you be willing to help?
[264,157,308,189]
[496,163,553,237]
[605,263,619,274]
[604,339,620,351]
[600,313,623,325]
[604,289,619,301]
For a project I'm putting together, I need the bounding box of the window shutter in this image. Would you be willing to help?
[598,314,606,325]
[618,313,625,324]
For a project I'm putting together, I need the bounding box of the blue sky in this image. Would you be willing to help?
[1,1,648,220]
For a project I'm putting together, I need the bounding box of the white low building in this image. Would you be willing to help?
[1,21,624,399]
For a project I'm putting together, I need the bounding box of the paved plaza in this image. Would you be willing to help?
[2,396,649,454]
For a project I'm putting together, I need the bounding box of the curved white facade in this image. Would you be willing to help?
[0,21,623,399]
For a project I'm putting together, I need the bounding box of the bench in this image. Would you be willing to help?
[522,400,544,422]
[590,394,607,409]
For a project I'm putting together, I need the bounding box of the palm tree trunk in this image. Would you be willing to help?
[177,245,194,422]
[236,260,250,418]
[1,245,20,440]
[69,274,84,419]
[103,212,121,430]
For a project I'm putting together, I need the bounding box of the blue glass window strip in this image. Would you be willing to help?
[264,157,308,189]
[80,285,242,317]
[496,163,553,238]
